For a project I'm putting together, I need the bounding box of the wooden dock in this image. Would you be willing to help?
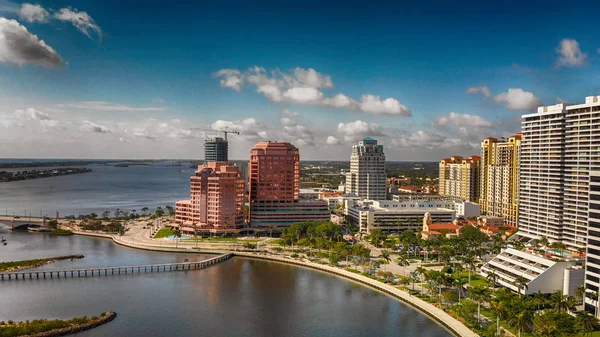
[0,253,232,281]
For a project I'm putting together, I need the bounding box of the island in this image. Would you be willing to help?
[0,312,116,337]
[0,168,92,183]
[0,255,84,272]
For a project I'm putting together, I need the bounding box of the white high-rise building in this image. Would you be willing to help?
[518,95,600,252]
[345,137,387,200]
[584,171,600,316]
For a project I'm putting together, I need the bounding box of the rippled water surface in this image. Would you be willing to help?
[0,231,452,337]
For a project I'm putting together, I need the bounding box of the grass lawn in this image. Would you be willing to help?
[154,228,175,238]
[453,271,490,287]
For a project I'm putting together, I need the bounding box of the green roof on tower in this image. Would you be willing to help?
[361,137,377,141]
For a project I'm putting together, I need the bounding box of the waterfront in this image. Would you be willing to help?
[0,230,452,337]
[0,163,191,217]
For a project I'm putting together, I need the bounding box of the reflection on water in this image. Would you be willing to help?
[0,232,452,337]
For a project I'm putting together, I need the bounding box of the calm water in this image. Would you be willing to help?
[0,164,193,217]
[0,230,452,337]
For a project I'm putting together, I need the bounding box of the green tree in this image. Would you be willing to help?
[47,219,58,229]
[379,250,391,271]
[550,291,570,312]
[409,271,420,291]
[369,229,386,248]
[513,275,529,296]
[532,290,547,311]
[509,309,533,337]
[485,270,498,293]
[453,276,467,304]
[469,285,489,326]
[576,311,597,337]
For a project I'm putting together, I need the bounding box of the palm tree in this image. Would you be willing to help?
[485,270,498,293]
[267,225,274,238]
[174,228,181,248]
[141,207,149,216]
[193,223,199,249]
[396,254,409,275]
[409,271,420,292]
[416,266,427,283]
[509,309,533,337]
[575,285,586,304]
[380,250,391,270]
[532,290,546,311]
[550,291,570,312]
[576,311,597,337]
[453,277,467,304]
[462,255,476,285]
[535,236,549,256]
[513,275,529,296]
[470,285,489,326]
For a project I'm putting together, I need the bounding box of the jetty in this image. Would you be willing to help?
[0,252,232,281]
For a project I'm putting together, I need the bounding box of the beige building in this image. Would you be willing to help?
[479,134,522,226]
[439,155,480,202]
[345,137,387,200]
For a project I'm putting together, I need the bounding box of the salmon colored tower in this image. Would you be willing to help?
[175,161,245,234]
[249,141,329,229]
[249,141,300,203]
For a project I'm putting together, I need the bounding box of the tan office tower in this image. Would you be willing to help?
[345,137,387,200]
[439,155,480,202]
[479,134,522,226]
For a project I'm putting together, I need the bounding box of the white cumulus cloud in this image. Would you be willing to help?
[326,136,341,145]
[19,3,49,23]
[359,94,410,116]
[0,18,63,68]
[467,85,541,111]
[81,120,111,133]
[214,66,411,116]
[556,38,587,67]
[54,7,102,39]
[437,112,492,128]
[337,120,384,142]
[466,86,491,97]
[494,88,541,111]
[282,87,324,103]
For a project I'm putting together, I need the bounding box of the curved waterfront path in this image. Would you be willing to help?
[71,227,477,337]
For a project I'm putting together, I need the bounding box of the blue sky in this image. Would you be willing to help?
[1,0,599,160]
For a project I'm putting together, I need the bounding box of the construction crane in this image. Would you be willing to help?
[190,127,240,141]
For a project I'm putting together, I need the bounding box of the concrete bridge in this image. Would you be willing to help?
[0,215,69,230]
[0,253,233,281]
[0,220,44,230]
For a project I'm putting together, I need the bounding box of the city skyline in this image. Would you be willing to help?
[1,1,600,160]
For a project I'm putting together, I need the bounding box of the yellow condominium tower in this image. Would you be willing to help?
[438,155,480,202]
[479,134,522,226]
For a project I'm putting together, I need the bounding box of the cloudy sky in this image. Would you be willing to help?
[0,1,599,161]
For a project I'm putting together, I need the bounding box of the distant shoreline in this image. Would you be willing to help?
[0,168,92,183]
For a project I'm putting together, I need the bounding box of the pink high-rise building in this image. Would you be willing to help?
[249,142,329,229]
[175,161,245,234]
